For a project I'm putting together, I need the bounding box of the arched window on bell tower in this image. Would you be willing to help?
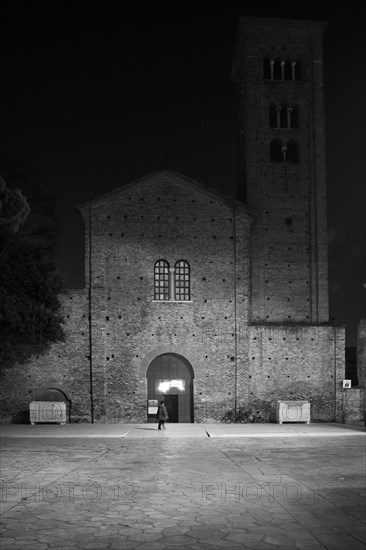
[273,58,282,80]
[270,139,283,161]
[286,140,299,163]
[269,104,278,127]
[286,106,298,128]
[270,139,299,162]
[293,60,302,81]
[263,59,271,80]
[284,60,292,80]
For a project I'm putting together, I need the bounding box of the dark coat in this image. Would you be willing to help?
[157,403,168,420]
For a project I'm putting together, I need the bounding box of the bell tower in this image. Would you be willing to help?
[232,17,329,324]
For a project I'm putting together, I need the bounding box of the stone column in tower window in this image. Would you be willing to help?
[276,106,282,129]
[291,61,296,81]
[270,59,275,80]
[169,268,176,301]
[287,107,293,129]
[280,60,285,80]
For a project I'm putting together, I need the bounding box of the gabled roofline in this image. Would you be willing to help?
[77,169,254,219]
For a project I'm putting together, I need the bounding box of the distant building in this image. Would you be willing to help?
[2,17,354,423]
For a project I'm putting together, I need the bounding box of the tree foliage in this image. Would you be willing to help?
[0,175,30,233]
[0,173,65,369]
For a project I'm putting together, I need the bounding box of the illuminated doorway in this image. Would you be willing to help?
[146,353,194,422]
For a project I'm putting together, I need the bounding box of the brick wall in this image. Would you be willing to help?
[343,388,365,423]
[245,324,345,422]
[357,319,366,388]
[0,171,346,424]
[0,289,91,423]
[78,172,252,422]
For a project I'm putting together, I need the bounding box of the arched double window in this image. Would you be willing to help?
[269,104,298,129]
[154,259,191,301]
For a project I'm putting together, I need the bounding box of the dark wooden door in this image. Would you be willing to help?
[164,395,178,423]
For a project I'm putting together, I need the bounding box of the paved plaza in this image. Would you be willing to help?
[0,423,365,549]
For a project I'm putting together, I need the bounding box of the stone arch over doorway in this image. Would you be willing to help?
[145,352,195,423]
[35,386,70,402]
[139,344,198,379]
[34,386,71,422]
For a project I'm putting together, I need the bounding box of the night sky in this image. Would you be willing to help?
[1,2,365,347]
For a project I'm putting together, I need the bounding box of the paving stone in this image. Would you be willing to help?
[70,520,103,527]
[188,544,244,550]
[316,535,366,550]
[195,515,229,525]
[2,529,37,539]
[192,537,243,548]
[108,505,133,512]
[353,529,366,544]
[94,534,129,543]
[248,544,293,550]
[186,527,228,539]
[140,527,166,535]
[130,543,167,550]
[161,526,190,536]
[286,530,317,540]
[175,519,202,527]
[263,534,295,547]
[109,542,140,549]
[294,541,328,550]
[150,519,178,526]
[166,534,204,543]
[128,521,155,529]
[117,527,143,536]
[0,431,365,550]
[252,526,289,536]
[122,513,147,520]
[252,513,275,522]
[233,532,266,543]
[66,534,99,543]
[7,543,49,550]
[78,543,110,549]
[230,521,255,529]
[0,538,16,546]
[95,526,122,535]
[128,532,163,542]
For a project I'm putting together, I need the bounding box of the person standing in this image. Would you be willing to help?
[157,400,168,430]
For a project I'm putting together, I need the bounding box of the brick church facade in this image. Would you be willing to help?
[1,17,349,423]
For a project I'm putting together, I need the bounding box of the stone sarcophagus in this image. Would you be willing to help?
[29,402,67,425]
[277,401,310,424]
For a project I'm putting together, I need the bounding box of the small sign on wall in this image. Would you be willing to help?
[148,399,158,415]
[343,380,352,389]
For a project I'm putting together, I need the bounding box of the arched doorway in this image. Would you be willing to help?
[146,353,194,423]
